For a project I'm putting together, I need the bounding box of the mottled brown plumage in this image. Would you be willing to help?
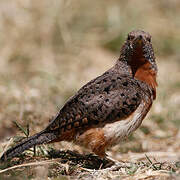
[0,30,158,161]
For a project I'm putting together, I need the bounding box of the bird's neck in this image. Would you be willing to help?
[129,55,158,100]
[115,56,157,100]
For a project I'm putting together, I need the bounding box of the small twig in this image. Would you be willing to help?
[0,159,61,174]
[145,154,158,170]
[0,138,14,159]
[79,167,95,172]
[13,121,29,137]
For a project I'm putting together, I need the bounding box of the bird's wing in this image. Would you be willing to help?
[46,71,144,133]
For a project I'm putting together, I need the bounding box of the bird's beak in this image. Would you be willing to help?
[134,35,143,46]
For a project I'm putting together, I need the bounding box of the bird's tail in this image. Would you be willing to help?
[0,130,57,161]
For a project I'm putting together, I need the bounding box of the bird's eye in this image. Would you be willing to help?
[127,35,134,41]
[147,37,151,42]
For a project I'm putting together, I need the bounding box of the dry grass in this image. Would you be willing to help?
[0,0,180,179]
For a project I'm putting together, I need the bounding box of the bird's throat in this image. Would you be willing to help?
[129,52,157,100]
[134,60,157,99]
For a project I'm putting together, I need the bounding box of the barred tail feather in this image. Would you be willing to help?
[0,131,57,161]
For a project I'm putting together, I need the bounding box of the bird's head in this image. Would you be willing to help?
[127,30,151,48]
[118,30,158,99]
[120,30,157,73]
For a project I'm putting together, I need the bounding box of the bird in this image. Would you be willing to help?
[0,30,158,161]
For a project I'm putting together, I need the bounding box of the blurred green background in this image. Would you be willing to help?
[0,0,179,155]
